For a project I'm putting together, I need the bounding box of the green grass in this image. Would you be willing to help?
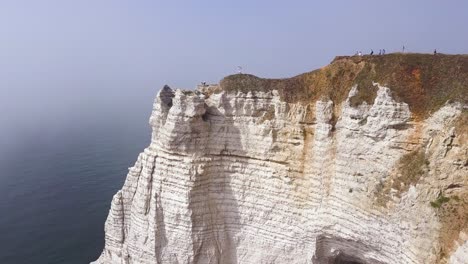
[430,195,451,208]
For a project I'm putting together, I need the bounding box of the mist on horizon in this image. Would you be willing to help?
[1,0,468,150]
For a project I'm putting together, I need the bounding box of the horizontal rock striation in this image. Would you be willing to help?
[93,55,467,264]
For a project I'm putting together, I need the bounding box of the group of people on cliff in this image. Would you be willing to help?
[355,49,386,56]
[355,47,438,56]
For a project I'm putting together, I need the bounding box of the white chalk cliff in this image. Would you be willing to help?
[93,55,467,264]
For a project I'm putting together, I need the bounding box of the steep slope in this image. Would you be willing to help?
[93,54,467,264]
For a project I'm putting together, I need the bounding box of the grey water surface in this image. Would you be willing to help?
[0,121,150,264]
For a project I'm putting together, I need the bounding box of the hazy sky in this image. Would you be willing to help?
[1,0,467,146]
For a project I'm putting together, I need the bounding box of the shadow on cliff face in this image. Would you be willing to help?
[188,95,242,264]
[312,235,386,264]
[154,191,168,264]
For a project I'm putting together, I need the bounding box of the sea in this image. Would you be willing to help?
[0,119,151,264]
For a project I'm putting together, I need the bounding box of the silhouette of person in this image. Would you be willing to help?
[370,49,374,55]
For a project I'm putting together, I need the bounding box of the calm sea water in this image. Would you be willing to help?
[0,121,150,264]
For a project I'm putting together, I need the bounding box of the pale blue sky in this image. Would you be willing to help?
[1,0,467,145]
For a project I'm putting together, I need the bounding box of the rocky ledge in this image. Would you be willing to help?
[92,54,467,264]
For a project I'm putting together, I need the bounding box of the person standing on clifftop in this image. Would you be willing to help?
[434,49,437,55]
[370,49,374,55]
[383,49,386,55]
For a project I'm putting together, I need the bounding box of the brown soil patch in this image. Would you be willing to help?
[375,147,429,206]
[434,193,468,262]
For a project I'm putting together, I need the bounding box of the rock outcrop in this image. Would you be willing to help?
[93,54,467,264]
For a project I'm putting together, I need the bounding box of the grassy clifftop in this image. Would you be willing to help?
[220,53,468,119]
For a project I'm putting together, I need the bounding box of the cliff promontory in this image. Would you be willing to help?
[93,54,467,264]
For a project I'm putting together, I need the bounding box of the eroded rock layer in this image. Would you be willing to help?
[93,55,467,264]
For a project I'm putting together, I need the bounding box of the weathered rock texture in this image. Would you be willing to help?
[93,54,467,264]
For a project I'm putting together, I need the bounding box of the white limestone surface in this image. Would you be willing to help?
[450,234,468,264]
[92,84,467,264]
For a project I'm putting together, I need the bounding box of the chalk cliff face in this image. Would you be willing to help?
[93,54,467,264]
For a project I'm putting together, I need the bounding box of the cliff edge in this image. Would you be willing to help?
[93,54,467,264]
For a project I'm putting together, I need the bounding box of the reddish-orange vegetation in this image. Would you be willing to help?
[220,53,468,120]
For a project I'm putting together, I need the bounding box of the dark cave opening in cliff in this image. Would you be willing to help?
[334,261,363,264]
[332,253,364,264]
[312,235,382,264]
